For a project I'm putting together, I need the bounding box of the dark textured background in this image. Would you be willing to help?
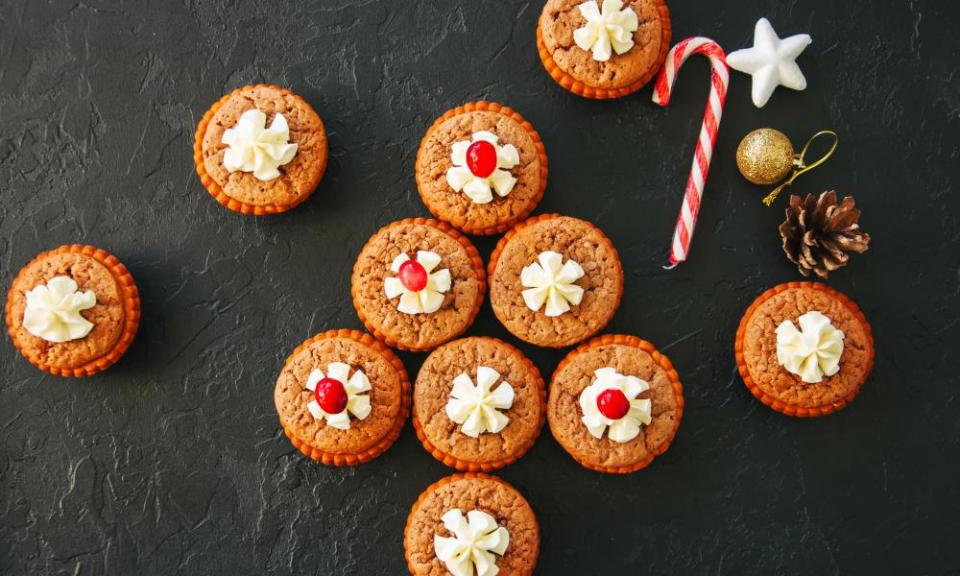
[1,1,959,574]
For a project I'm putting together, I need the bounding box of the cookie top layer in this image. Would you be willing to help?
[199,84,327,208]
[489,215,622,348]
[738,284,873,410]
[8,250,125,369]
[352,219,484,351]
[416,104,546,234]
[549,338,681,471]
[414,337,544,468]
[405,474,539,576]
[540,0,669,90]
[275,333,406,455]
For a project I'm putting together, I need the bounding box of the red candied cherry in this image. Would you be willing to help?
[315,378,348,415]
[398,259,428,292]
[466,140,497,178]
[596,388,630,420]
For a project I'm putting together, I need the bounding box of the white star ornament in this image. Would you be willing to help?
[726,17,812,108]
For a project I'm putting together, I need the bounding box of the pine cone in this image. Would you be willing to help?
[779,190,871,278]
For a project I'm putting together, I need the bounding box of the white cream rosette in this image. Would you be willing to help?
[22,276,97,343]
[520,251,585,317]
[775,310,845,384]
[579,367,652,443]
[445,366,515,437]
[434,509,510,576]
[304,362,372,430]
[383,251,452,315]
[221,109,298,181]
[446,131,520,204]
[573,0,639,62]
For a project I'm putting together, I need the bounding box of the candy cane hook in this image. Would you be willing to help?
[652,37,729,269]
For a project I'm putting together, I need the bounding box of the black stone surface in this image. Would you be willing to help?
[2,1,958,574]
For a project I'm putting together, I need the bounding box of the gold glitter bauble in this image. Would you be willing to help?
[736,128,795,185]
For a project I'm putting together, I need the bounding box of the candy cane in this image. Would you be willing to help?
[652,37,729,269]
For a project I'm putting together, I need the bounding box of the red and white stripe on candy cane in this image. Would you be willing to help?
[652,37,729,268]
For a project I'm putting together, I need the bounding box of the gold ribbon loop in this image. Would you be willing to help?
[762,130,839,206]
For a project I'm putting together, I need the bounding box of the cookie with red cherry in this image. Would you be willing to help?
[351,218,485,352]
[548,334,684,473]
[416,101,548,235]
[274,329,410,466]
